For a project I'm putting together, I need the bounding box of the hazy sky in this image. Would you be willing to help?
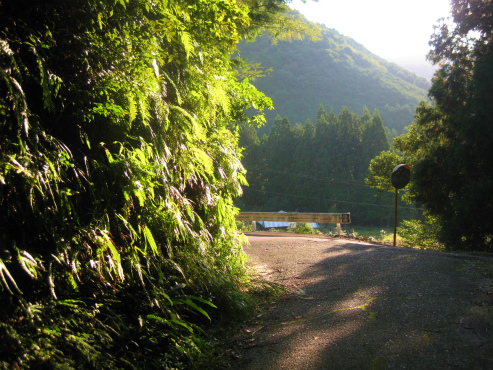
[290,0,452,65]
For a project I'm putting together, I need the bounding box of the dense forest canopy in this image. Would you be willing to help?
[237,105,422,226]
[238,18,431,137]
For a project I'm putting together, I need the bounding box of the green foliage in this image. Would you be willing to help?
[366,151,404,193]
[0,0,302,367]
[0,291,218,369]
[397,213,444,251]
[364,120,427,210]
[236,220,253,232]
[240,2,321,43]
[410,1,493,251]
[367,0,493,252]
[289,222,321,235]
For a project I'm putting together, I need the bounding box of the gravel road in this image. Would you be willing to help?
[231,232,493,370]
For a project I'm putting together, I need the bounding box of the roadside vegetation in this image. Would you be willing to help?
[366,0,493,253]
[0,1,314,368]
[237,223,413,248]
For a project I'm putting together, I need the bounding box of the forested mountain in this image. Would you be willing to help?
[239,18,431,136]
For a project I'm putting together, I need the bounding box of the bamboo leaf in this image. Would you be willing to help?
[102,145,114,164]
[141,225,158,255]
[179,31,194,60]
[189,296,217,309]
[0,259,22,295]
[177,298,211,321]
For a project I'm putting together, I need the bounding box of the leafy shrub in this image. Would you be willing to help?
[236,221,253,232]
[290,222,321,235]
[397,214,444,251]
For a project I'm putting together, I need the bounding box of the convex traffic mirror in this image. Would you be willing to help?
[391,164,411,189]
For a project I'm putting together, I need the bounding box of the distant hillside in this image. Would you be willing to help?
[239,22,430,136]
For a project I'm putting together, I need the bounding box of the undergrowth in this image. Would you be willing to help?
[0,1,291,368]
[242,223,445,251]
[0,267,281,370]
[288,222,322,235]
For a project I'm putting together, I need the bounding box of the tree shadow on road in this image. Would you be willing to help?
[234,239,493,370]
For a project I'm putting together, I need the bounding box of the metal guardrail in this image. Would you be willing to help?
[235,212,351,234]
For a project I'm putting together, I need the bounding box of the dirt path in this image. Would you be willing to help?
[231,232,493,370]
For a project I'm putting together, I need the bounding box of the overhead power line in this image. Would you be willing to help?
[244,167,384,189]
[242,188,423,211]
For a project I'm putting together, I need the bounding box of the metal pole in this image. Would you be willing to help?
[393,188,398,246]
